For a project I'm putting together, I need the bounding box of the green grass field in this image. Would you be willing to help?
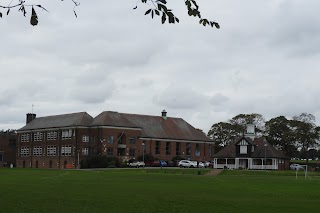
[1,168,320,213]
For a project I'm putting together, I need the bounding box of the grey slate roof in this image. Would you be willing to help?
[213,137,289,159]
[92,111,211,142]
[18,112,93,131]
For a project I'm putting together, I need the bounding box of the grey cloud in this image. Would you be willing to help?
[210,93,229,106]
[153,86,207,109]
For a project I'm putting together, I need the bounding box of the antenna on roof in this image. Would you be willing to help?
[32,104,34,114]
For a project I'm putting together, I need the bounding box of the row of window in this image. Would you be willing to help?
[20,146,89,157]
[21,130,76,142]
[155,142,206,156]
[20,132,137,144]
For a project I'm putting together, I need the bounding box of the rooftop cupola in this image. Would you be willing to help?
[161,109,167,120]
[244,124,255,140]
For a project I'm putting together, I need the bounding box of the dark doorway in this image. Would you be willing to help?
[49,160,53,168]
[23,161,26,168]
[35,161,39,168]
[64,160,67,169]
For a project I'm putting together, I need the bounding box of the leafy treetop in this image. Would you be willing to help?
[0,0,219,28]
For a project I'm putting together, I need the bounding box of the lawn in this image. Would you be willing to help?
[1,168,320,213]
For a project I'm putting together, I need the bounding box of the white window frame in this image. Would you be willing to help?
[47,145,57,156]
[47,131,57,141]
[82,135,89,143]
[34,132,43,142]
[33,146,43,156]
[61,145,72,156]
[240,145,247,154]
[82,148,89,155]
[62,129,73,140]
[21,133,30,142]
[21,147,30,157]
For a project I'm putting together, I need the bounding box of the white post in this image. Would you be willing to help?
[142,142,145,167]
[264,144,267,170]
[77,152,80,169]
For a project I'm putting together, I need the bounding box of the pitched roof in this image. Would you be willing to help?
[18,112,93,131]
[92,111,211,142]
[213,137,289,159]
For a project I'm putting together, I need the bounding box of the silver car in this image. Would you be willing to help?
[178,160,197,168]
[128,161,145,168]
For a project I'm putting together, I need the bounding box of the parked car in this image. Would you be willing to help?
[208,161,214,168]
[166,161,175,167]
[145,160,167,167]
[178,160,197,168]
[201,161,210,168]
[198,162,205,168]
[128,161,145,168]
[290,164,304,170]
[153,160,168,167]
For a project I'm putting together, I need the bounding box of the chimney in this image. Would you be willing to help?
[26,113,36,124]
[161,109,167,120]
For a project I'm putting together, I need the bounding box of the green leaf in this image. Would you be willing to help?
[133,6,137,10]
[175,17,179,23]
[161,12,166,24]
[155,10,160,16]
[0,12,2,18]
[30,7,38,26]
[151,10,154,19]
[215,23,220,29]
[158,0,167,4]
[7,9,10,15]
[145,9,151,15]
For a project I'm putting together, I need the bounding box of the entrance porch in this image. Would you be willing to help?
[213,158,279,170]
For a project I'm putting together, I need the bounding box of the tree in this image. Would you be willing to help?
[229,113,265,136]
[0,0,219,28]
[207,122,239,153]
[291,113,320,164]
[264,116,297,158]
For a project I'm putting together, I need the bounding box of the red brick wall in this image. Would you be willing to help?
[0,133,17,167]
[16,127,213,168]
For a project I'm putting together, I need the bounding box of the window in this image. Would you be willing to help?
[33,132,43,141]
[61,145,72,156]
[240,145,247,154]
[33,146,43,156]
[107,136,114,144]
[107,148,113,157]
[62,129,73,140]
[47,146,56,156]
[47,131,57,140]
[21,147,29,157]
[82,135,89,143]
[129,149,135,157]
[176,142,181,156]
[166,142,171,155]
[155,141,160,154]
[21,133,30,142]
[129,137,136,144]
[195,144,200,157]
[186,143,191,156]
[82,148,89,155]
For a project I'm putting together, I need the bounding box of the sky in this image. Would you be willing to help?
[1,0,320,133]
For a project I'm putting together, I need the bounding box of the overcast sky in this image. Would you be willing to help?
[1,0,320,133]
